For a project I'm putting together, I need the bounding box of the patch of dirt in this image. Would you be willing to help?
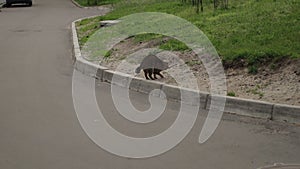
[99,37,300,106]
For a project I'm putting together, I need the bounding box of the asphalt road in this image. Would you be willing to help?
[0,0,300,169]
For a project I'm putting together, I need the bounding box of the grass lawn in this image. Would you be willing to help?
[74,0,121,6]
[75,0,299,67]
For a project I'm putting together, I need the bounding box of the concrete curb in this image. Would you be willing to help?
[71,17,300,125]
[206,95,273,119]
[273,104,300,124]
[71,0,83,8]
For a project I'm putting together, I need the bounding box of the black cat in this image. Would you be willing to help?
[135,67,165,80]
[135,54,168,80]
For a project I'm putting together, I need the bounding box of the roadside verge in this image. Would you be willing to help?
[71,0,112,10]
[71,16,300,125]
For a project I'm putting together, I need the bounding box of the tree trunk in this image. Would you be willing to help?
[214,0,218,9]
[192,0,195,6]
[200,0,203,12]
[225,0,229,9]
[196,0,199,13]
[196,0,203,13]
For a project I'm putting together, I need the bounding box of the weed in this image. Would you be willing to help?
[133,33,164,44]
[104,50,112,58]
[227,91,236,97]
[248,65,258,74]
[185,60,202,66]
[246,86,264,98]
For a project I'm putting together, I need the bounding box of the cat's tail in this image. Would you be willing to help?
[135,66,141,74]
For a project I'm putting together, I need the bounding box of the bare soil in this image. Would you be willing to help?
[99,37,300,106]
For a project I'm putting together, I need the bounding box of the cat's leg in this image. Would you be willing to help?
[153,69,159,79]
[158,72,164,78]
[153,73,158,79]
[149,71,155,80]
[144,70,150,80]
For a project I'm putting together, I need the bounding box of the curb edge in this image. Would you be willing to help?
[71,17,300,125]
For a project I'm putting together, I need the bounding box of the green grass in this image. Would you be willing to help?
[132,33,189,51]
[75,0,121,6]
[76,0,300,67]
[247,85,264,98]
[133,33,164,44]
[248,65,258,74]
[227,91,236,97]
[185,60,202,67]
[159,39,189,51]
[76,17,100,47]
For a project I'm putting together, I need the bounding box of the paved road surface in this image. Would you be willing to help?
[0,0,299,169]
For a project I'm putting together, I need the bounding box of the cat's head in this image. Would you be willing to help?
[135,66,141,74]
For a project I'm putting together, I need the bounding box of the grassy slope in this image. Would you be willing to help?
[75,0,121,6]
[76,0,300,66]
